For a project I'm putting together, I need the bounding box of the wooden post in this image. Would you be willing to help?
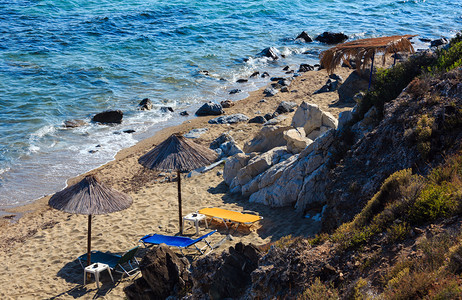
[87,214,92,281]
[178,170,183,234]
[368,52,375,91]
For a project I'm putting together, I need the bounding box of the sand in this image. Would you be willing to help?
[0,66,356,299]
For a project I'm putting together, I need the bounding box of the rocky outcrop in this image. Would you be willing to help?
[92,110,123,124]
[124,245,191,299]
[284,128,313,154]
[191,242,261,299]
[243,125,291,153]
[195,102,224,116]
[337,71,369,103]
[296,31,313,43]
[291,101,338,139]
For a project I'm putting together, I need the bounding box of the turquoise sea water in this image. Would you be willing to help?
[0,0,460,208]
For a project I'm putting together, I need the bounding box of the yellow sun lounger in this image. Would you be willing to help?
[198,207,262,231]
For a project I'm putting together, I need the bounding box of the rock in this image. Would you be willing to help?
[184,128,208,139]
[329,73,343,82]
[92,110,123,124]
[220,100,234,108]
[243,125,290,153]
[284,128,313,154]
[139,98,153,110]
[123,129,136,134]
[250,71,260,78]
[210,133,235,149]
[338,71,369,103]
[263,87,278,97]
[430,37,448,48]
[248,116,267,124]
[315,31,348,44]
[217,141,243,159]
[322,111,338,129]
[296,31,313,43]
[257,47,280,60]
[124,277,157,299]
[128,244,191,299]
[275,101,297,114]
[281,86,289,93]
[264,112,277,121]
[63,119,87,128]
[298,64,314,72]
[223,153,251,185]
[264,115,287,126]
[314,78,341,94]
[180,111,189,116]
[282,65,290,71]
[229,89,241,94]
[237,79,248,83]
[261,72,270,78]
[307,125,330,141]
[237,147,291,188]
[191,243,261,299]
[338,110,353,131]
[160,106,174,113]
[208,113,249,124]
[291,101,323,134]
[195,102,224,116]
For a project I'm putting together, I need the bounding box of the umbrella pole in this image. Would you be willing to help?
[86,214,92,281]
[368,52,375,91]
[178,170,183,234]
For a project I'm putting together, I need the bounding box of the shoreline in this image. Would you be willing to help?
[0,62,356,298]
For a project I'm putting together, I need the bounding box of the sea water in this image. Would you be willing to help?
[0,0,460,208]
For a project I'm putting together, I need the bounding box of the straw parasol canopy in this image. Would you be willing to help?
[320,35,417,75]
[49,174,132,267]
[138,134,218,233]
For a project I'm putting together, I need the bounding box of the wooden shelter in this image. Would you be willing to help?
[320,35,417,89]
[138,134,218,233]
[49,175,132,269]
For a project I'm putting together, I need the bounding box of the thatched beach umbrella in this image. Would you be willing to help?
[320,35,417,89]
[138,134,218,233]
[48,175,133,268]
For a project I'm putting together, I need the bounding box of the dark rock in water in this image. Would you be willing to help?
[248,116,267,124]
[123,129,136,134]
[420,38,432,43]
[208,113,249,124]
[195,102,224,116]
[431,37,448,48]
[270,77,284,82]
[275,101,297,114]
[250,71,260,78]
[257,47,280,60]
[296,31,313,43]
[89,150,98,154]
[221,99,234,108]
[199,70,210,76]
[298,64,314,72]
[63,119,87,128]
[263,87,278,97]
[180,111,189,116]
[315,31,348,44]
[285,70,294,74]
[160,106,174,113]
[229,88,241,94]
[236,79,248,83]
[282,65,290,71]
[261,72,270,78]
[139,98,153,111]
[191,242,261,299]
[124,245,191,299]
[92,110,123,124]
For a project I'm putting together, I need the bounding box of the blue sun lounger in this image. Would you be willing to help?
[139,230,217,255]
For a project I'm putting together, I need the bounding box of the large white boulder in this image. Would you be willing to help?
[223,153,251,186]
[283,128,313,154]
[291,101,323,134]
[322,111,338,129]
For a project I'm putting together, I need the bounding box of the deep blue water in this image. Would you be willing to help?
[0,0,460,208]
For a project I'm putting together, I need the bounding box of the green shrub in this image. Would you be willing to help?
[409,184,455,224]
[387,222,409,243]
[298,278,339,300]
[382,270,435,300]
[433,40,462,72]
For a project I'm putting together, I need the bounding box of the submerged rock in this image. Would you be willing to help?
[138,98,153,111]
[92,110,123,124]
[315,31,348,44]
[296,31,313,43]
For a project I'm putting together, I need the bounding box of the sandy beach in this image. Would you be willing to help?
[0,66,355,299]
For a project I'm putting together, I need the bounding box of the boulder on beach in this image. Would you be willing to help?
[195,102,224,116]
[208,113,249,124]
[296,31,313,43]
[221,100,234,108]
[315,31,348,44]
[92,110,123,124]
